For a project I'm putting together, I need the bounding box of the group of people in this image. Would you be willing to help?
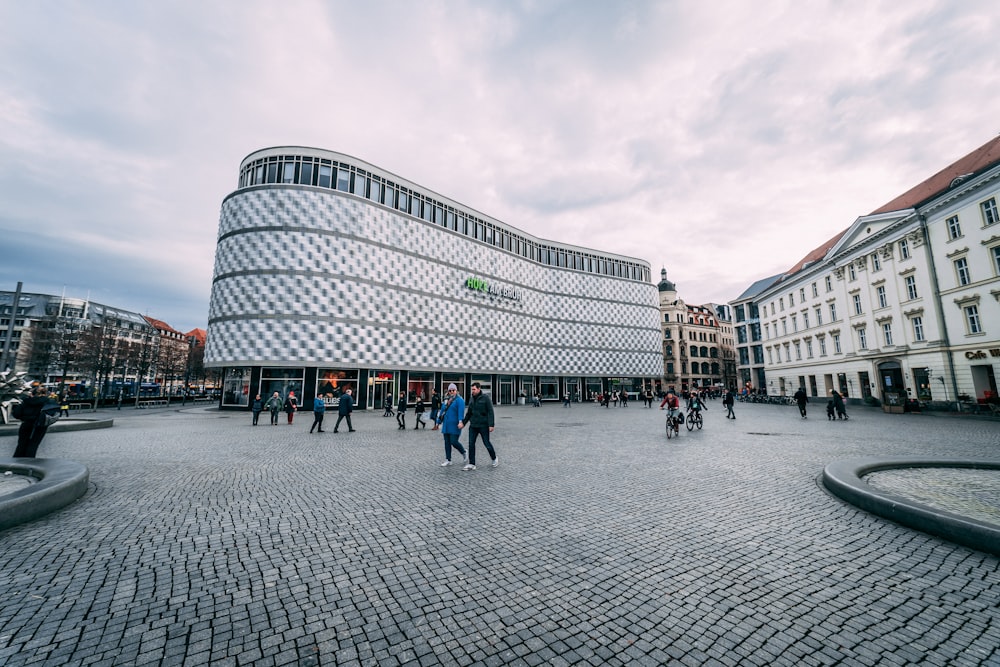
[250,390,356,433]
[436,382,498,471]
[792,388,849,420]
[245,383,499,472]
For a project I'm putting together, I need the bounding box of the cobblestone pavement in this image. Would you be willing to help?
[1,401,999,666]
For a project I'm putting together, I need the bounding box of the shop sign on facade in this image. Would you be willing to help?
[465,277,521,302]
[965,349,1000,360]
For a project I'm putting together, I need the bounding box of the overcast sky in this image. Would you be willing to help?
[1,0,998,332]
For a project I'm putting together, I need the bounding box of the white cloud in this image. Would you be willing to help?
[1,0,998,332]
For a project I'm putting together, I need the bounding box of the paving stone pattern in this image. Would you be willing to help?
[865,468,1000,527]
[1,402,999,666]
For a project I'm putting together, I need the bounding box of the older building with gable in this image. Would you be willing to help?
[739,135,1000,409]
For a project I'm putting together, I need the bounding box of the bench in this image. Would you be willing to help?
[137,399,169,409]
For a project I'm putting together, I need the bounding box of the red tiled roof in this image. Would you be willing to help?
[870,135,1000,215]
[143,315,182,335]
[185,328,207,345]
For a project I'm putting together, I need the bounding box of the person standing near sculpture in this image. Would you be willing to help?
[13,385,58,458]
[459,382,498,471]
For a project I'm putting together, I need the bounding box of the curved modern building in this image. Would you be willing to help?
[206,147,663,409]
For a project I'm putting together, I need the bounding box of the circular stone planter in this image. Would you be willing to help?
[822,458,1000,557]
[0,458,90,531]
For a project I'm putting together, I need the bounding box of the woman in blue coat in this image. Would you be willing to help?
[437,383,466,466]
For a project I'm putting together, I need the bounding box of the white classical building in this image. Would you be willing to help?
[205,147,663,409]
[747,136,1000,409]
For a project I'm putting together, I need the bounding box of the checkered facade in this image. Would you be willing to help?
[206,186,663,376]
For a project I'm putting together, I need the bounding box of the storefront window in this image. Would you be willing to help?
[316,369,359,406]
[222,367,251,407]
[370,370,397,411]
[260,368,304,405]
[408,372,433,403]
[520,378,535,400]
[913,368,932,400]
[586,377,602,401]
[564,377,580,401]
[539,376,559,400]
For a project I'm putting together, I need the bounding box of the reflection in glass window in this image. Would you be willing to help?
[398,191,409,212]
[283,162,296,184]
[337,168,351,192]
[318,165,332,188]
[383,185,395,208]
[266,163,278,183]
[299,163,313,186]
[368,179,381,203]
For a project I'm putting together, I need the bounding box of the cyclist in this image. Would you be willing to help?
[687,391,706,422]
[661,390,682,435]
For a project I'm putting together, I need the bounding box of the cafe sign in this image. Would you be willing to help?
[965,348,1000,360]
[465,277,521,302]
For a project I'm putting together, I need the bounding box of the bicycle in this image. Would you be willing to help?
[665,411,681,438]
[686,408,703,431]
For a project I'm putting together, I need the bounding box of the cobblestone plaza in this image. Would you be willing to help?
[1,403,999,666]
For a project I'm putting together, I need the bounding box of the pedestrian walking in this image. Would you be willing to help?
[266,391,282,425]
[310,394,326,433]
[396,391,407,430]
[460,382,497,470]
[383,395,394,417]
[59,392,69,417]
[12,385,59,458]
[251,393,263,425]
[562,391,571,408]
[620,391,629,407]
[793,387,809,419]
[333,388,356,432]
[437,383,466,466]
[832,390,848,420]
[284,391,298,424]
[414,394,427,429]
[429,388,441,430]
[724,389,736,419]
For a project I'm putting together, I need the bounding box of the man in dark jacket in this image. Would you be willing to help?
[14,385,58,458]
[333,388,356,433]
[793,387,809,419]
[459,382,498,470]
